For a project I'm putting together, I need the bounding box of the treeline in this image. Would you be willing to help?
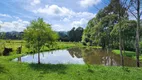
[0,27,84,42]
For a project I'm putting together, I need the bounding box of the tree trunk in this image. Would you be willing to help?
[118,6,124,66]
[135,0,140,67]
[119,21,124,67]
[122,40,125,54]
[38,52,40,64]
[37,41,40,64]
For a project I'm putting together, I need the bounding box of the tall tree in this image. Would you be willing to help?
[24,18,58,64]
[107,0,128,66]
[127,0,142,67]
[75,27,84,42]
[68,27,75,41]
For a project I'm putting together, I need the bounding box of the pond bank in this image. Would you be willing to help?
[112,49,142,60]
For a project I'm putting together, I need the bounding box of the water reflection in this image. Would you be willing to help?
[14,49,85,64]
[13,48,139,67]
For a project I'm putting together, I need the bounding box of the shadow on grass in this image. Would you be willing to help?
[29,63,67,74]
[0,65,7,73]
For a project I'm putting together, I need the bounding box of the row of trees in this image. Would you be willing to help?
[82,0,142,67]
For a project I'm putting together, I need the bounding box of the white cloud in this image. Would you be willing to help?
[33,5,74,17]
[63,18,70,22]
[0,19,29,32]
[0,13,21,21]
[0,13,12,18]
[52,24,65,31]
[32,4,96,31]
[79,0,101,8]
[75,12,96,19]
[0,21,2,24]
[33,4,96,20]
[31,0,40,6]
[71,18,88,28]
[33,4,96,18]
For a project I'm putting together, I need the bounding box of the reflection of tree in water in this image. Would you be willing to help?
[67,47,82,58]
[81,48,137,67]
[82,48,115,65]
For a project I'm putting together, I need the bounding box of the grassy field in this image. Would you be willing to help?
[0,40,142,80]
[112,50,142,60]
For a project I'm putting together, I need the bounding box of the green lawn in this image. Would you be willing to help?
[112,50,142,60]
[0,40,142,80]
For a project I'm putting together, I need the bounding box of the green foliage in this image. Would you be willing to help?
[82,0,137,51]
[58,27,83,42]
[111,20,137,50]
[23,18,58,52]
[0,32,5,39]
[68,27,83,42]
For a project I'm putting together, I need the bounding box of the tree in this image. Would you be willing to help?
[68,27,75,41]
[75,27,84,42]
[68,27,83,42]
[128,0,142,67]
[23,18,58,64]
[111,20,137,51]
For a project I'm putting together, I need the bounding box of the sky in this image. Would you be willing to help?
[0,0,109,32]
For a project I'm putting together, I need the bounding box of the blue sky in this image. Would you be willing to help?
[0,0,108,32]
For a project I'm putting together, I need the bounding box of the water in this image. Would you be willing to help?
[13,47,139,67]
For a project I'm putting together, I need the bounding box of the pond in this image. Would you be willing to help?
[13,47,139,67]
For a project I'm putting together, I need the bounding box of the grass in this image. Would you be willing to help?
[0,40,142,80]
[112,50,142,60]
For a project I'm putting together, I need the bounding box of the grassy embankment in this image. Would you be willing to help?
[0,40,142,80]
[112,50,142,60]
[0,40,83,55]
